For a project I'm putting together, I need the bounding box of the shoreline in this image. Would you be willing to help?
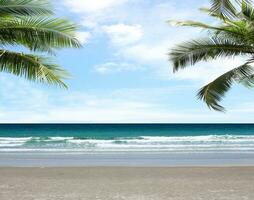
[1,152,254,167]
[1,166,253,200]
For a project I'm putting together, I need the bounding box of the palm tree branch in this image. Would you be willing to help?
[210,0,238,18]
[0,0,52,17]
[241,1,254,20]
[169,37,254,72]
[197,63,254,111]
[0,49,69,87]
[168,19,247,39]
[199,7,229,20]
[0,17,82,52]
[168,20,224,30]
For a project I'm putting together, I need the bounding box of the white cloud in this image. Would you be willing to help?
[103,24,143,46]
[62,0,205,77]
[0,76,192,122]
[63,0,128,13]
[173,57,246,83]
[2,97,253,123]
[0,77,190,123]
[122,43,168,63]
[0,1,253,123]
[1,75,254,123]
[94,62,142,74]
[59,1,250,88]
[0,76,49,110]
[75,31,91,44]
[81,21,98,29]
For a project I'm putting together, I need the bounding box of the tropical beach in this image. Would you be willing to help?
[1,167,254,200]
[0,124,254,199]
[1,0,254,199]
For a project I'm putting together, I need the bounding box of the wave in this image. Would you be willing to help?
[1,135,254,153]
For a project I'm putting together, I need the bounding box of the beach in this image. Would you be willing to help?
[0,167,253,200]
[1,124,254,199]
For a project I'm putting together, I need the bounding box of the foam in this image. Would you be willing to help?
[1,135,254,153]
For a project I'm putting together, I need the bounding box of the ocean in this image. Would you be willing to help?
[1,124,254,166]
[1,123,254,153]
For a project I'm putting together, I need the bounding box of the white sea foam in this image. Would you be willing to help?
[0,137,31,147]
[1,135,254,153]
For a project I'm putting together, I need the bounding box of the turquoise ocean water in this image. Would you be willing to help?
[1,124,254,153]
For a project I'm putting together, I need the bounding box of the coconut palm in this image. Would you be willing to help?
[169,0,254,111]
[0,0,81,88]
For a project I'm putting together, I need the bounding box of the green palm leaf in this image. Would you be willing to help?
[0,0,81,87]
[169,0,254,111]
[168,20,223,30]
[198,63,254,111]
[210,0,237,18]
[169,37,254,72]
[0,49,69,88]
[241,1,254,20]
[0,17,81,53]
[0,0,52,17]
[210,0,252,18]
[168,19,247,39]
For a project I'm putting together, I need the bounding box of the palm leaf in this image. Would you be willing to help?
[241,1,254,20]
[200,7,229,19]
[0,49,69,88]
[169,0,254,112]
[210,0,238,18]
[209,0,253,19]
[168,20,223,30]
[0,17,81,53]
[197,63,254,111]
[168,19,243,36]
[0,0,81,88]
[169,37,254,72]
[0,0,52,17]
[168,19,252,45]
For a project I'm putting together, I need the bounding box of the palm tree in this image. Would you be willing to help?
[0,0,81,88]
[169,0,254,111]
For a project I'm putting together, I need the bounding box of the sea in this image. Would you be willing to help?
[0,123,254,166]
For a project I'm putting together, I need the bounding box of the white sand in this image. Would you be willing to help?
[0,167,254,200]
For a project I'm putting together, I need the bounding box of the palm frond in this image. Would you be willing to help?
[210,0,238,18]
[241,1,254,20]
[0,17,82,53]
[209,0,254,19]
[168,20,223,30]
[200,7,229,20]
[197,63,254,111]
[0,49,69,88]
[239,57,254,87]
[169,0,254,112]
[0,0,52,17]
[168,19,251,44]
[169,37,254,72]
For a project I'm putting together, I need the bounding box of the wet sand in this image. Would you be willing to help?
[0,167,253,200]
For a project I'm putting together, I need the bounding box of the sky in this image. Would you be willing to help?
[1,0,254,123]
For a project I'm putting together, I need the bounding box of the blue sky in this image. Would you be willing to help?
[0,0,254,123]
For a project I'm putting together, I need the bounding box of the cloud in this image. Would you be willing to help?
[122,43,168,63]
[63,0,128,13]
[0,76,49,110]
[173,57,246,83]
[0,1,253,123]
[0,76,188,122]
[75,31,91,44]
[1,75,254,123]
[61,0,206,77]
[103,24,143,46]
[94,62,143,74]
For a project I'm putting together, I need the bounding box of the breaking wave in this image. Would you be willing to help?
[1,135,254,153]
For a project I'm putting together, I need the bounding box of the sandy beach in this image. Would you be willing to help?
[0,167,253,200]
